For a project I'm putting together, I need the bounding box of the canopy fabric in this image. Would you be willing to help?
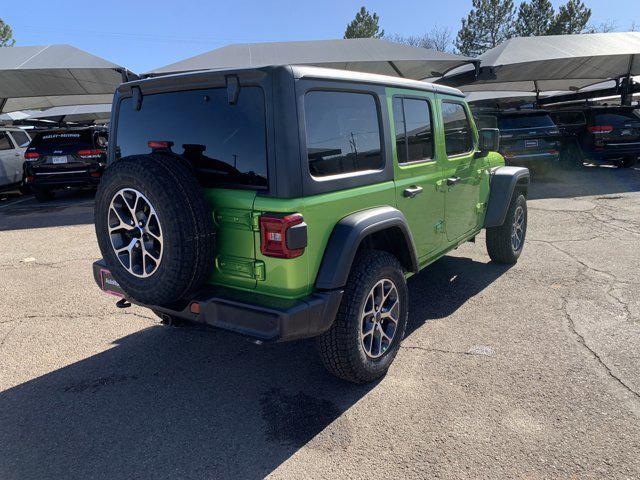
[27,104,111,123]
[148,38,476,79]
[0,45,134,112]
[440,32,640,93]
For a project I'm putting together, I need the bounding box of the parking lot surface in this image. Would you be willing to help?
[1,166,639,479]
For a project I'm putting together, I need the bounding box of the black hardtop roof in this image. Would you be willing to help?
[123,65,464,97]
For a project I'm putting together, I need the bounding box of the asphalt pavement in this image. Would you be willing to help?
[0,165,639,479]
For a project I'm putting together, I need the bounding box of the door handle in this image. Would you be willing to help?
[446,177,461,187]
[403,186,424,198]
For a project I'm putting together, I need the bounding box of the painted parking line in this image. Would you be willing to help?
[0,196,33,210]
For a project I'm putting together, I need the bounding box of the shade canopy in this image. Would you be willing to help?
[440,32,640,93]
[148,38,475,79]
[0,45,134,112]
[27,104,111,123]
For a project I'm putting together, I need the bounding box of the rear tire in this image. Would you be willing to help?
[316,250,408,384]
[94,155,215,306]
[486,193,527,264]
[33,187,53,202]
[618,157,638,168]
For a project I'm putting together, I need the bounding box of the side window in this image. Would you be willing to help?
[10,130,30,148]
[304,90,383,177]
[0,132,13,151]
[442,101,473,157]
[393,97,434,164]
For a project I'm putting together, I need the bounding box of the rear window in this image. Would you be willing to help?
[30,130,95,153]
[116,87,268,189]
[498,114,555,130]
[10,130,30,148]
[304,90,383,177]
[594,109,640,127]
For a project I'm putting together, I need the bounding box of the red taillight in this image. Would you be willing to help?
[90,171,102,178]
[588,125,613,134]
[148,140,174,149]
[25,176,34,183]
[25,151,39,160]
[78,149,104,159]
[260,214,306,259]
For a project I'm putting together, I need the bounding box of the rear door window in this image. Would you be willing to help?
[393,97,434,164]
[116,87,268,189]
[10,130,30,148]
[0,132,13,150]
[304,90,383,177]
[441,101,473,156]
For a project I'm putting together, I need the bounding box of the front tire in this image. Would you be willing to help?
[486,193,527,264]
[316,250,408,384]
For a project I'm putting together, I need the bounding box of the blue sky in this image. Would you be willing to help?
[3,0,638,73]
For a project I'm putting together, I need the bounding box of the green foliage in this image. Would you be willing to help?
[455,0,594,56]
[515,0,554,36]
[455,0,516,57]
[0,18,14,47]
[548,0,592,35]
[344,7,384,39]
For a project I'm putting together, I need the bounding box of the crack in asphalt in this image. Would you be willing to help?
[560,296,640,401]
[402,345,485,357]
[0,320,20,352]
[1,310,156,323]
[0,256,98,270]
[528,229,639,402]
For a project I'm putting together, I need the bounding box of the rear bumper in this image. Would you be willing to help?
[25,162,104,189]
[503,151,560,165]
[587,143,640,161]
[92,260,343,342]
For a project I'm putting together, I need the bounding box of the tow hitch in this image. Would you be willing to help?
[116,298,131,309]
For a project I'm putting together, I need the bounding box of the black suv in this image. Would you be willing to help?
[23,127,108,201]
[575,106,640,168]
[494,111,560,170]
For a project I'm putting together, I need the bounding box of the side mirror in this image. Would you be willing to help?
[477,128,500,156]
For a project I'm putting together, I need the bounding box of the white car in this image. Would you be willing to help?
[0,128,32,191]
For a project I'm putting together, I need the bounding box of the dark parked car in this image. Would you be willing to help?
[23,127,108,201]
[576,106,640,168]
[495,111,561,170]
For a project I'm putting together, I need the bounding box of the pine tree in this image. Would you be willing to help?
[0,19,14,47]
[514,0,555,37]
[455,0,516,57]
[344,7,385,39]
[549,0,592,35]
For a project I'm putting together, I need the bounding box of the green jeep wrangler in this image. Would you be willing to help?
[93,66,529,384]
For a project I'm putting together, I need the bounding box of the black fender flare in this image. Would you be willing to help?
[315,206,419,290]
[484,166,530,228]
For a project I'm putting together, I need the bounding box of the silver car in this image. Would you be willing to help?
[0,128,32,190]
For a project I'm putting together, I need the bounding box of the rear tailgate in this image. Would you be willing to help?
[27,130,106,175]
[592,109,640,149]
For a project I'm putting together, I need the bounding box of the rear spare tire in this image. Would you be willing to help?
[94,155,215,306]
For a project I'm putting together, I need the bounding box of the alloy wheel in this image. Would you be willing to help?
[360,279,400,359]
[108,188,163,278]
